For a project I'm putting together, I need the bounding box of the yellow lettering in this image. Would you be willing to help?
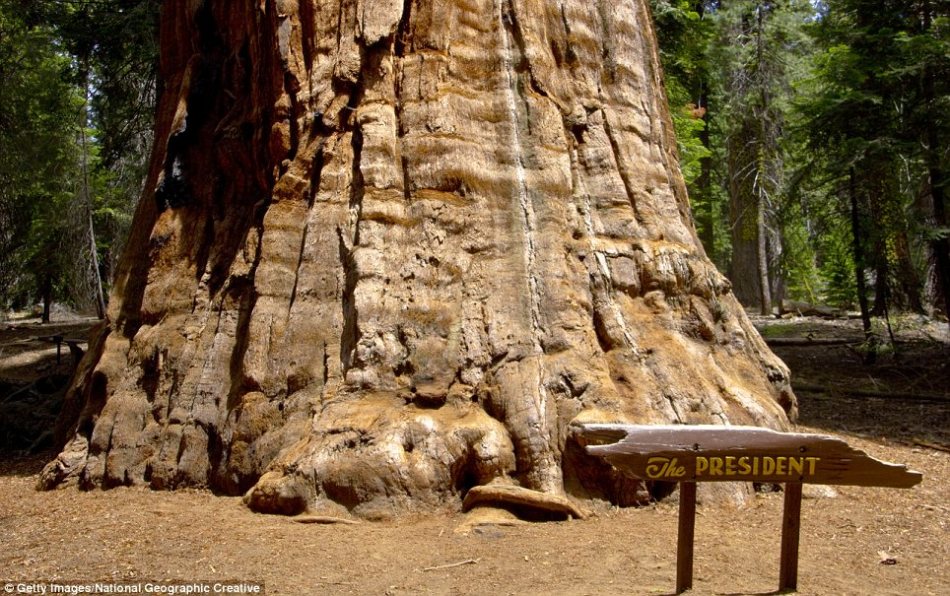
[696,457,709,477]
[789,457,804,476]
[664,454,823,479]
[738,456,752,475]
[669,458,686,478]
[646,457,669,479]
[725,456,737,476]
[646,457,686,479]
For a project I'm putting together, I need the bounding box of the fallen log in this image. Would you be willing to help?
[779,300,843,318]
[765,337,860,347]
[911,439,950,453]
[792,381,949,403]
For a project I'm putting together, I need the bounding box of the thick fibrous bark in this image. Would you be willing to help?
[42,0,795,518]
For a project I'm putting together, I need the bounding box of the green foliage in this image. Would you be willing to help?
[25,0,161,167]
[650,1,726,264]
[817,224,860,308]
[0,2,83,307]
[667,79,712,186]
[1,0,945,322]
[651,0,947,315]
[0,0,158,314]
[794,0,949,314]
[777,214,822,303]
[651,1,714,186]
[652,1,711,83]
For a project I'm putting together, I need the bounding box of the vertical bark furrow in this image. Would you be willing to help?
[567,136,641,359]
[495,0,561,493]
[600,109,647,229]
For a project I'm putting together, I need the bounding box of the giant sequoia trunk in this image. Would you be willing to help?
[42,0,796,518]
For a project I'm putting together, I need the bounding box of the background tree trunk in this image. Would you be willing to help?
[849,167,875,353]
[42,0,795,518]
[41,275,52,324]
[78,70,107,321]
[727,121,771,311]
[723,3,781,315]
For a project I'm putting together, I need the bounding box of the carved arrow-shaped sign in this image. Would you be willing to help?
[577,424,923,488]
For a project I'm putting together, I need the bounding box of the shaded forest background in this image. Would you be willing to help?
[1,0,947,341]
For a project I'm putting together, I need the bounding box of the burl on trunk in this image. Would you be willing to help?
[42,0,796,518]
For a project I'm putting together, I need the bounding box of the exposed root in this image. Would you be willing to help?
[462,483,588,520]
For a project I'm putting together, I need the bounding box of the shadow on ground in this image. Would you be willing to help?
[768,330,950,447]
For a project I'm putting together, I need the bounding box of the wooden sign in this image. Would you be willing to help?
[579,424,922,487]
[576,424,923,594]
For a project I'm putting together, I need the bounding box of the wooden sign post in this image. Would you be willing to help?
[577,424,922,593]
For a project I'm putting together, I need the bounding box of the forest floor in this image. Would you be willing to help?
[0,311,947,595]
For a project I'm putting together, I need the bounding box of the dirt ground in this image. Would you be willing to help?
[1,314,948,595]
